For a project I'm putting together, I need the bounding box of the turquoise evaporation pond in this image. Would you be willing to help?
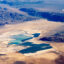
[8,33,40,45]
[8,34,33,45]
[8,33,52,54]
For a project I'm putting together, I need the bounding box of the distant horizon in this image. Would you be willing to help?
[0,0,64,12]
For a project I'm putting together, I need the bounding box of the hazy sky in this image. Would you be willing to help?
[0,0,64,3]
[0,0,64,12]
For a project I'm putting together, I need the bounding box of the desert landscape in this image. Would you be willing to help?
[0,0,64,64]
[0,19,64,64]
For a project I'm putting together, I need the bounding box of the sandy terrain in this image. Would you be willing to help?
[0,19,64,34]
[0,19,64,64]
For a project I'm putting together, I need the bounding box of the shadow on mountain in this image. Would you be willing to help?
[39,31,64,42]
[14,61,26,64]
[55,55,64,64]
[20,8,64,22]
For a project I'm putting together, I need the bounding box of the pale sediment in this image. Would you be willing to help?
[0,19,64,64]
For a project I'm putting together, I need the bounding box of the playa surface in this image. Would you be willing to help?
[0,19,64,64]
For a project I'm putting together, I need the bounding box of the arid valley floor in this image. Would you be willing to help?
[0,19,64,64]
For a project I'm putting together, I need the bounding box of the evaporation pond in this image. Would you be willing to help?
[8,33,52,54]
[32,33,40,37]
[19,42,52,54]
[8,34,33,45]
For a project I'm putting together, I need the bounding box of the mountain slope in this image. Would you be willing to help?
[0,5,39,26]
[20,8,64,22]
[40,31,64,42]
